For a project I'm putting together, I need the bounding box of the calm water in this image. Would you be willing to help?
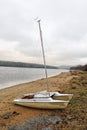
[0,67,68,89]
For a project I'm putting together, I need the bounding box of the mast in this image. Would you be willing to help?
[37,20,50,94]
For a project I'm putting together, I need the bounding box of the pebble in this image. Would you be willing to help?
[42,127,53,130]
[2,111,19,119]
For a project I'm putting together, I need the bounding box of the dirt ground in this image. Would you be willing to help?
[0,70,87,130]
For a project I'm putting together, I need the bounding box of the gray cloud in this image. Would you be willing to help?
[0,0,87,65]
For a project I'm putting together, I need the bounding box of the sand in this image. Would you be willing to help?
[0,71,87,130]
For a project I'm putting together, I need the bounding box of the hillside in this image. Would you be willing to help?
[70,64,87,71]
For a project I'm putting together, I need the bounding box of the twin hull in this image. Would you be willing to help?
[14,99,69,109]
[52,94,73,100]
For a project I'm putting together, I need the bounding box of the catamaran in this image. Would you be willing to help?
[13,19,73,109]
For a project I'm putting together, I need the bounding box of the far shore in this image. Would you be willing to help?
[0,70,87,130]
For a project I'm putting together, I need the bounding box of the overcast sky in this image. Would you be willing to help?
[0,0,87,66]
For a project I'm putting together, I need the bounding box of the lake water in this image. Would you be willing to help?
[0,67,69,89]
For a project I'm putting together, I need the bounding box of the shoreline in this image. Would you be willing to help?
[0,70,87,130]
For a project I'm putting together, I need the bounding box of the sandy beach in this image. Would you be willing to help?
[0,71,87,130]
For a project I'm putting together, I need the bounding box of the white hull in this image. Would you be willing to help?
[14,101,68,109]
[13,98,69,109]
[51,93,73,100]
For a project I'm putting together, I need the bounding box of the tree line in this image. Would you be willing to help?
[0,61,58,69]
